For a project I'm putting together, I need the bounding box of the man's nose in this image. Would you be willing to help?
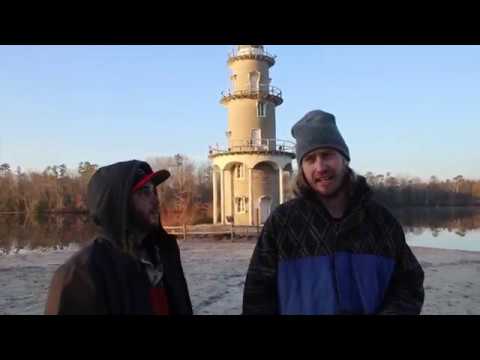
[313,157,327,172]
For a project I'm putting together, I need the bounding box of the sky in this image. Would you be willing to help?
[0,45,478,180]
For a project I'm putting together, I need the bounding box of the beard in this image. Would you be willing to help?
[131,208,161,232]
[317,171,348,199]
[306,165,350,200]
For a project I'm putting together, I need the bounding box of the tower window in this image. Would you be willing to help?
[235,164,244,179]
[249,71,260,91]
[257,102,266,117]
[230,74,237,87]
[235,197,248,213]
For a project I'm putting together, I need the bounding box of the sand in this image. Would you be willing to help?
[1,240,479,315]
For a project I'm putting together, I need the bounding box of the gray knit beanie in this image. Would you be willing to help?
[291,110,350,165]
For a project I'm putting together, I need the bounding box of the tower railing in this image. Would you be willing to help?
[229,47,276,59]
[221,86,282,99]
[227,48,276,66]
[208,138,296,157]
[220,86,283,105]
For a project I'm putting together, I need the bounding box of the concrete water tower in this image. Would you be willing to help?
[209,45,295,225]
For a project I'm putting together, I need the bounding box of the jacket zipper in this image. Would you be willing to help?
[331,223,342,313]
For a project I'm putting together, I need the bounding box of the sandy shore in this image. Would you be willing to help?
[1,240,479,315]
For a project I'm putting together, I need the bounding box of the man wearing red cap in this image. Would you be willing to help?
[45,160,192,315]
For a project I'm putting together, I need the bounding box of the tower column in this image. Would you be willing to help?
[220,169,225,224]
[279,167,284,205]
[212,170,217,224]
[248,167,253,225]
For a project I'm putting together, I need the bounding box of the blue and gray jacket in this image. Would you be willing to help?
[242,175,424,315]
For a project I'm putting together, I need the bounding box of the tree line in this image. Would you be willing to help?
[0,162,98,217]
[364,172,480,207]
[0,156,212,225]
[1,160,479,226]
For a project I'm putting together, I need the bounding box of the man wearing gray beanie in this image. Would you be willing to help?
[243,110,424,315]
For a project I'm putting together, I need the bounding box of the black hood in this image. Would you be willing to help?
[87,160,156,249]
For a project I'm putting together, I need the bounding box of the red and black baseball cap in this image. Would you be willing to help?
[131,167,170,193]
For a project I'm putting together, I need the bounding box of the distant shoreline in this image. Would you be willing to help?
[2,205,479,216]
[0,210,88,215]
[1,205,480,217]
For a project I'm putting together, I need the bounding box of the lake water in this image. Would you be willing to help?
[390,207,480,252]
[1,207,480,254]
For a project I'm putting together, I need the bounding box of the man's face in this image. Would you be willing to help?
[301,148,348,198]
[130,181,160,231]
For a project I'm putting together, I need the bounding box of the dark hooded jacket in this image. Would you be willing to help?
[45,160,192,315]
[242,173,424,315]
